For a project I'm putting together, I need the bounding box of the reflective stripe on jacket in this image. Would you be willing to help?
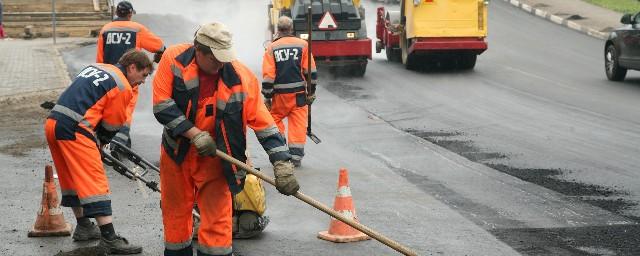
[153,44,291,194]
[262,36,317,98]
[48,63,133,142]
[96,19,166,65]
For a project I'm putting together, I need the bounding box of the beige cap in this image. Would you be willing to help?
[195,22,237,63]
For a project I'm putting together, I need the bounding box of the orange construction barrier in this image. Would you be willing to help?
[318,168,371,243]
[28,165,72,237]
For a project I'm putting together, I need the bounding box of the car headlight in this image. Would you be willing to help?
[300,33,309,40]
[346,32,356,39]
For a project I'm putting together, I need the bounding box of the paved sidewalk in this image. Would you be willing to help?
[504,0,625,39]
[0,38,90,99]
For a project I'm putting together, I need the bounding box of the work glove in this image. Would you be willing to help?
[273,160,299,195]
[153,50,164,63]
[96,124,116,146]
[191,131,216,156]
[264,98,272,111]
[97,133,112,147]
[305,93,316,105]
[111,128,131,148]
[109,130,131,161]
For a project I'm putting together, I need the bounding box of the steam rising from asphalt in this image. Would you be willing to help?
[63,1,389,154]
[120,0,272,154]
[129,0,386,69]
[131,0,270,71]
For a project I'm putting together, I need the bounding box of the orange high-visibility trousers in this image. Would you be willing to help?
[160,148,232,255]
[44,119,112,217]
[270,92,308,162]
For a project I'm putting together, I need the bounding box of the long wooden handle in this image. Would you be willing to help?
[216,150,418,256]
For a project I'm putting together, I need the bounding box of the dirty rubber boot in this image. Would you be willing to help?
[72,222,101,241]
[98,235,143,254]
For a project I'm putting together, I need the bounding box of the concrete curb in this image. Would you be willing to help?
[52,46,73,85]
[502,0,610,40]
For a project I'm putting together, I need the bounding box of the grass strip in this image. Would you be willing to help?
[583,0,640,14]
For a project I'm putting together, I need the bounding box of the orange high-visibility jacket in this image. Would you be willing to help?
[48,63,133,143]
[110,85,138,143]
[262,36,317,98]
[152,44,290,194]
[96,19,165,65]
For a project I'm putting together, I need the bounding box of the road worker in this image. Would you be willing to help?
[152,22,299,256]
[262,16,317,167]
[97,0,165,149]
[45,49,153,254]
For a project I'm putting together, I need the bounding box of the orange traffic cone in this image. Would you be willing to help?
[28,165,72,237]
[318,168,371,243]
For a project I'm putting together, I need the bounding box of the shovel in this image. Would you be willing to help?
[306,5,321,144]
[216,147,418,256]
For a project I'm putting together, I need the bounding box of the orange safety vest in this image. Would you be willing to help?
[153,44,290,194]
[48,63,133,143]
[96,18,165,65]
[262,36,317,97]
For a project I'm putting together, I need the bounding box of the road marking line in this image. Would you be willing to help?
[502,65,576,90]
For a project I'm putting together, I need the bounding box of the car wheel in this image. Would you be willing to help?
[605,45,627,81]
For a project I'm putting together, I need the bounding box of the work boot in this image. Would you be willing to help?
[291,159,301,167]
[72,222,101,241]
[98,235,143,254]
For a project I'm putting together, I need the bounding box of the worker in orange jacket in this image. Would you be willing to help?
[45,50,153,254]
[96,0,165,149]
[153,22,299,256]
[262,16,317,167]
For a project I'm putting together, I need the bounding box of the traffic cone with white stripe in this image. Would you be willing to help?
[28,165,71,237]
[318,168,370,243]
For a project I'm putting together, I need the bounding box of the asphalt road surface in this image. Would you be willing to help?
[4,0,639,255]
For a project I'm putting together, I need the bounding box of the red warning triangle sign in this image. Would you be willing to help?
[318,11,338,31]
